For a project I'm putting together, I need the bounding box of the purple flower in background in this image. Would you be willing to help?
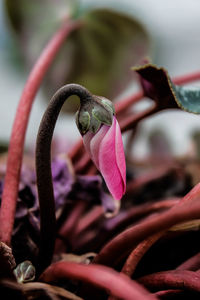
[51,157,74,209]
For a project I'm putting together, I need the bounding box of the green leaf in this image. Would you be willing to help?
[172,83,200,113]
[5,1,151,112]
[134,64,200,113]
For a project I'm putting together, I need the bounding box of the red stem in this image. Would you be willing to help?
[176,252,200,271]
[108,233,163,300]
[0,20,81,245]
[173,71,200,85]
[40,261,157,300]
[115,91,144,115]
[120,105,158,133]
[59,201,87,240]
[55,200,87,253]
[138,270,200,292]
[74,205,104,236]
[72,198,178,253]
[153,289,184,299]
[126,165,177,194]
[121,232,164,277]
[93,183,200,267]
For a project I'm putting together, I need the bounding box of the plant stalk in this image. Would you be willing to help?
[35,84,95,273]
[0,20,81,245]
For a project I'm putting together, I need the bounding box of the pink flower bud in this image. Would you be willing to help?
[83,116,126,200]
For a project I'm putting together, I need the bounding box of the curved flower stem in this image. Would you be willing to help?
[36,84,95,274]
[0,20,81,245]
[40,261,157,300]
[93,183,200,267]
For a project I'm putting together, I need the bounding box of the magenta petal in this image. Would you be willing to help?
[98,117,126,200]
[115,118,126,193]
[83,117,126,200]
[89,125,110,168]
[83,126,109,169]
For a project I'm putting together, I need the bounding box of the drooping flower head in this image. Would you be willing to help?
[76,95,126,200]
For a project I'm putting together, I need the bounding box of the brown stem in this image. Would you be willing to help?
[40,261,157,300]
[0,20,81,245]
[36,84,94,273]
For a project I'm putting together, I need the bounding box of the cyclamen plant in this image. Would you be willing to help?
[36,83,126,272]
[2,2,200,300]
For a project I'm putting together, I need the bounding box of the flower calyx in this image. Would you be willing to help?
[76,95,115,135]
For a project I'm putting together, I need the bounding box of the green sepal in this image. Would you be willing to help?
[76,110,90,134]
[92,106,113,126]
[89,117,101,134]
[76,95,114,135]
[101,98,115,115]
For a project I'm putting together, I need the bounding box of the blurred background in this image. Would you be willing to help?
[1,0,200,157]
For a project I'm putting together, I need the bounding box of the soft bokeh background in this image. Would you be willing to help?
[1,0,200,157]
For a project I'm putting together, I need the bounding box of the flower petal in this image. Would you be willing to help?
[98,117,126,200]
[115,118,126,193]
[83,131,94,158]
[89,125,110,168]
